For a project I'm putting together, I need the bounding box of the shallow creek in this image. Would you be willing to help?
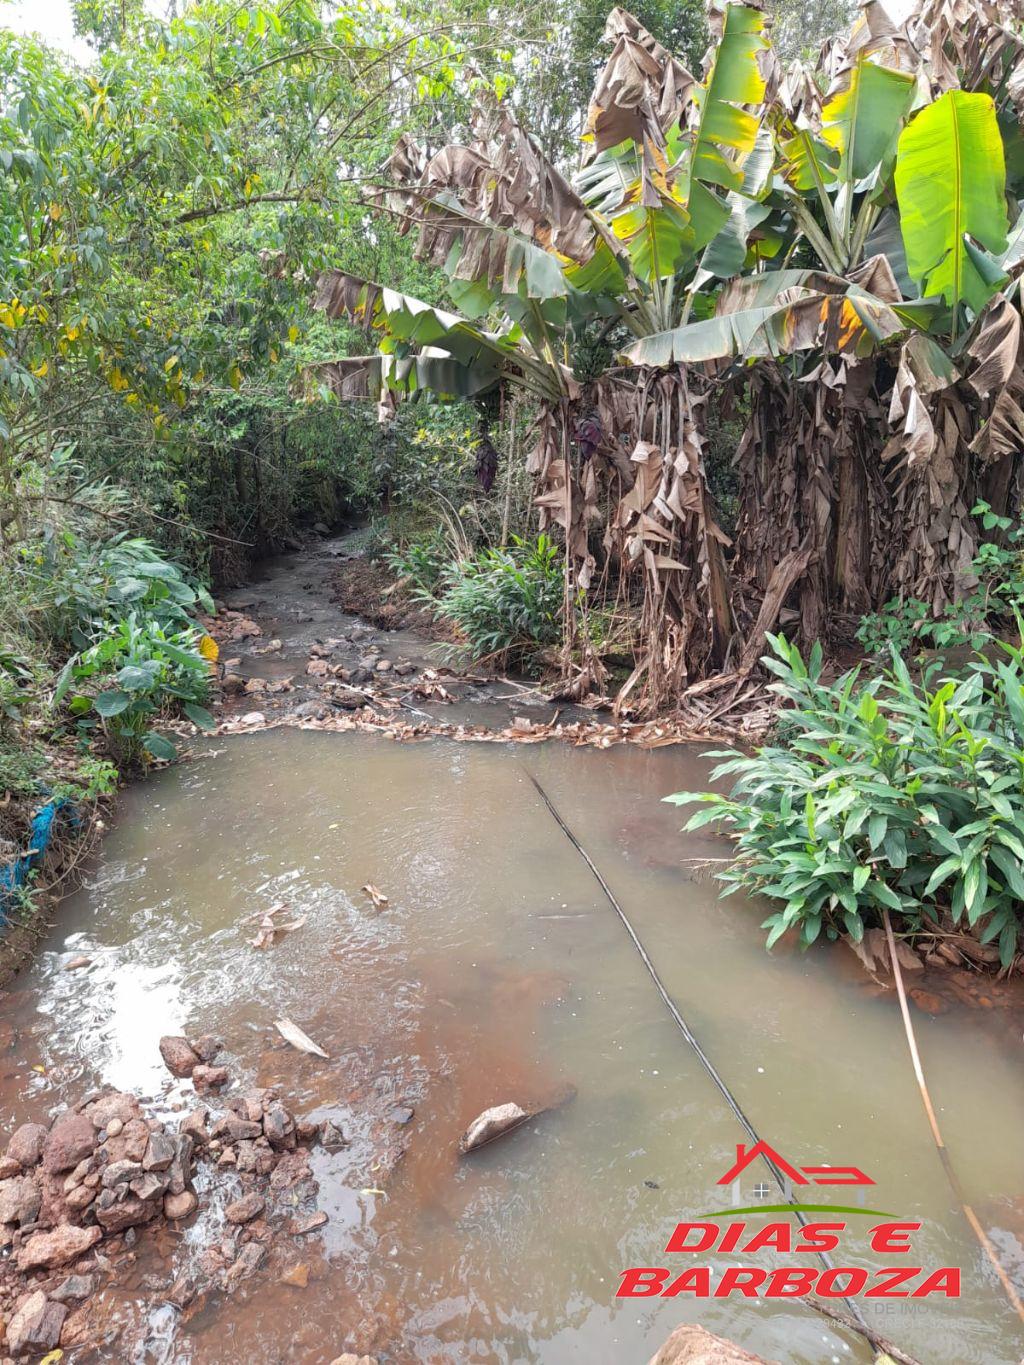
[1,726,1023,1362]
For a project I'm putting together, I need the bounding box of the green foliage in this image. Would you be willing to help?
[667,633,1024,966]
[857,503,1024,657]
[385,532,450,595]
[431,534,563,666]
[55,615,215,765]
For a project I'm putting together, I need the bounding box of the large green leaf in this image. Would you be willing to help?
[821,54,916,185]
[895,91,1009,315]
[688,2,769,192]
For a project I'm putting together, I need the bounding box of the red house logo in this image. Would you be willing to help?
[717,1142,874,1188]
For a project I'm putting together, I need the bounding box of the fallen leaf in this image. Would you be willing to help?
[247,903,307,949]
[360,1187,386,1197]
[361,883,389,908]
[274,1017,328,1058]
[280,1262,309,1288]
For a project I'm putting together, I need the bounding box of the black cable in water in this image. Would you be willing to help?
[525,769,922,1365]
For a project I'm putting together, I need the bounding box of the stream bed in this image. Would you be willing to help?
[1,726,1024,1362]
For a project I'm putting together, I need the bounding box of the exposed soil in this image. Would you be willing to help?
[329,551,452,640]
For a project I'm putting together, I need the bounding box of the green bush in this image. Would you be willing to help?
[54,615,215,765]
[385,532,449,596]
[667,632,1024,966]
[432,534,563,667]
[13,529,214,650]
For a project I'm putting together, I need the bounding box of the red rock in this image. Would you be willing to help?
[17,1223,102,1272]
[84,1092,139,1130]
[159,1036,201,1078]
[8,1123,47,1174]
[224,1192,265,1225]
[41,1114,97,1174]
[192,1065,229,1094]
[164,1190,198,1220]
[0,1155,21,1179]
[648,1324,776,1364]
[290,1211,328,1236]
[95,1194,159,1234]
[0,1175,41,1226]
[6,1289,67,1356]
[180,1108,209,1146]
[191,1035,223,1064]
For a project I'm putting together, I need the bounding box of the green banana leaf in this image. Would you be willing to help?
[895,90,1009,316]
[311,351,500,402]
[821,54,916,185]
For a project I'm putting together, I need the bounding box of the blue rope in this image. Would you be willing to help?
[0,798,74,920]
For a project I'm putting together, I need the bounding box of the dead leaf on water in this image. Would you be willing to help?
[245,902,307,950]
[361,884,389,908]
[274,1017,328,1058]
[361,1187,386,1197]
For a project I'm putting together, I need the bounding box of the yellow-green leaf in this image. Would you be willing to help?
[895,91,1008,315]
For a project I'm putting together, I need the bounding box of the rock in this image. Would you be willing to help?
[0,1176,41,1226]
[225,1192,265,1225]
[192,1065,230,1094]
[0,1155,20,1179]
[319,1120,347,1151]
[313,522,330,535]
[388,1105,414,1125]
[6,1290,66,1356]
[909,988,949,1015]
[143,1132,176,1172]
[648,1324,776,1364]
[159,1036,201,1078]
[164,1190,198,1220]
[262,1102,296,1150]
[458,1102,530,1154]
[240,711,266,726]
[244,677,267,695]
[64,1156,93,1190]
[130,1171,170,1202]
[329,1356,377,1365]
[168,1134,193,1195]
[8,1123,47,1168]
[290,1211,328,1236]
[291,701,327,720]
[102,1158,143,1188]
[295,1118,320,1144]
[180,1108,209,1147]
[269,1149,312,1191]
[63,955,92,971]
[306,658,330,677]
[191,1035,223,1064]
[65,1184,96,1212]
[280,1262,309,1288]
[222,672,246,694]
[95,1193,159,1234]
[119,1118,151,1162]
[50,1275,95,1304]
[84,1091,137,1131]
[224,1241,266,1289]
[17,1223,102,1271]
[374,658,392,673]
[235,1140,258,1174]
[211,1115,262,1144]
[42,1113,97,1173]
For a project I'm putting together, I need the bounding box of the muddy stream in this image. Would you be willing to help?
[1,539,1023,1363]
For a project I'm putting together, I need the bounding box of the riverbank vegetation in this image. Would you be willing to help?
[3,0,1024,967]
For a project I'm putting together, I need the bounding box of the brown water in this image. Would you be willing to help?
[2,729,1024,1364]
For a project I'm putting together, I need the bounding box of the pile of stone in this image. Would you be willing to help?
[0,1034,335,1356]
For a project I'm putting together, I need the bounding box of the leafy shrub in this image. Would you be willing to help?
[432,534,563,666]
[55,615,216,764]
[15,531,214,650]
[667,633,1024,966]
[385,533,449,596]
[857,502,1024,656]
